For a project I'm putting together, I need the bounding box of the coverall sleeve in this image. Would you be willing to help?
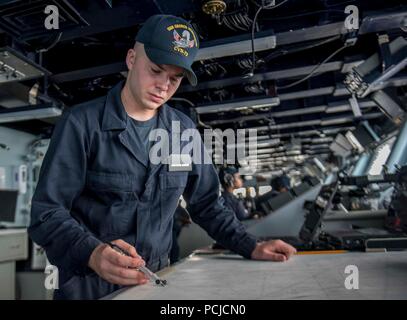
[183,139,258,259]
[235,199,250,221]
[28,110,102,275]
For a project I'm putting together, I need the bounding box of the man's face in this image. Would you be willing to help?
[125,44,184,111]
[233,173,243,189]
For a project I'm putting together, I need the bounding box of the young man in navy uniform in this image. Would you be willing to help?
[29,15,296,300]
[219,167,251,221]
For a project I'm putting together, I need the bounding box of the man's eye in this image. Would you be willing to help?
[151,68,160,74]
[170,77,178,83]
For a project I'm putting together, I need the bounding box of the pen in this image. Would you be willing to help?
[107,242,167,287]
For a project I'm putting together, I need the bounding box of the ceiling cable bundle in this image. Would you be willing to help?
[222,11,253,31]
[250,0,290,76]
[219,0,253,31]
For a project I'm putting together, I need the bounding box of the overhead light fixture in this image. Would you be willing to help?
[195,97,280,114]
[344,37,407,98]
[344,36,407,124]
[346,131,364,153]
[0,47,48,84]
[0,105,62,123]
[348,94,362,117]
[370,89,405,125]
[195,33,276,61]
[313,157,327,173]
[329,133,354,157]
[345,121,380,153]
[251,138,281,148]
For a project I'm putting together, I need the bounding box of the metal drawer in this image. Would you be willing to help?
[0,230,28,262]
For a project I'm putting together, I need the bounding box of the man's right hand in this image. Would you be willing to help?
[88,239,149,286]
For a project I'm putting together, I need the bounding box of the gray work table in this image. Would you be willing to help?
[105,250,407,300]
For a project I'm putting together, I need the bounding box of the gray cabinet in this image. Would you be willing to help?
[0,229,28,299]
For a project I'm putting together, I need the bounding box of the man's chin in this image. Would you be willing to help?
[143,100,163,110]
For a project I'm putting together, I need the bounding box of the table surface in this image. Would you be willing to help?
[105,250,407,300]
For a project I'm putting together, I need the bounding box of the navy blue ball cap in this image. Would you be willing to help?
[136,14,199,86]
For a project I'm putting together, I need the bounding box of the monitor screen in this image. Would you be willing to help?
[256,189,294,214]
[268,192,294,211]
[354,126,374,147]
[292,183,311,197]
[0,190,18,222]
[299,182,339,241]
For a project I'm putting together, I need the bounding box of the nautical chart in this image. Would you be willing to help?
[106,251,407,300]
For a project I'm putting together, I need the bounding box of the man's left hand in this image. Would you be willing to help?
[251,240,297,262]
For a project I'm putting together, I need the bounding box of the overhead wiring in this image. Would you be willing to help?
[250,0,290,76]
[277,43,349,89]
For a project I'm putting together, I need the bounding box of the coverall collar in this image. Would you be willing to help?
[101,80,174,132]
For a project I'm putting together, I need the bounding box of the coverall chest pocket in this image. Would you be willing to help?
[159,172,188,231]
[85,171,138,237]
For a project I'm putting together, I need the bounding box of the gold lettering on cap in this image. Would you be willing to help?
[167,24,188,31]
[174,46,189,56]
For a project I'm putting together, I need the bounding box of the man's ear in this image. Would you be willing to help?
[126,48,136,70]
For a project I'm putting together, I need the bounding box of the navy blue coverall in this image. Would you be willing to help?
[221,191,250,221]
[28,81,257,299]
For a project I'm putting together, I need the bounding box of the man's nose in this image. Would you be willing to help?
[156,76,170,92]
